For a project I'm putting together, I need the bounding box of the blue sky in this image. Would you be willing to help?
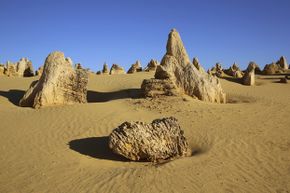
[0,0,289,71]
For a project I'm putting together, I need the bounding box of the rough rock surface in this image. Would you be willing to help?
[208,63,225,78]
[277,56,288,70]
[242,62,257,86]
[141,78,179,97]
[142,29,226,103]
[109,64,126,75]
[75,63,82,70]
[127,60,142,74]
[16,58,34,77]
[19,51,88,108]
[4,61,18,77]
[224,63,244,78]
[192,57,206,73]
[279,76,288,84]
[35,66,43,76]
[102,63,109,74]
[263,62,283,75]
[108,117,191,162]
[144,59,159,72]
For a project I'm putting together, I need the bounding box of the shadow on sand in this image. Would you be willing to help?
[87,88,141,103]
[68,136,129,161]
[0,89,25,106]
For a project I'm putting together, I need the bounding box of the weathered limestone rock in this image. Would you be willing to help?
[141,78,179,97]
[242,62,257,86]
[109,64,126,75]
[142,29,226,103]
[16,58,34,77]
[4,61,18,77]
[102,63,109,74]
[223,63,244,78]
[279,77,288,84]
[277,56,288,70]
[127,60,142,74]
[108,117,191,162]
[144,59,159,72]
[192,57,206,73]
[19,51,88,108]
[208,63,225,78]
[35,66,43,76]
[263,62,283,75]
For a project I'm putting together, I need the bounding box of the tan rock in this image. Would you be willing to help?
[96,70,102,75]
[4,61,18,77]
[16,58,34,77]
[127,60,142,74]
[141,78,179,97]
[19,51,88,108]
[35,66,44,76]
[242,62,257,86]
[263,62,283,75]
[208,63,225,78]
[192,57,206,73]
[143,29,226,103]
[144,59,159,72]
[224,63,243,78]
[102,63,109,74]
[277,56,288,70]
[75,63,82,69]
[108,117,191,162]
[109,64,126,75]
[0,64,4,75]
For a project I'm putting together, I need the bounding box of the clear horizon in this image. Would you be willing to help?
[0,0,289,72]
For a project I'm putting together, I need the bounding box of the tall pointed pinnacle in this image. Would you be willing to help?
[165,28,191,67]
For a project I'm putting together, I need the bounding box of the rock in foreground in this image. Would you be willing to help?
[109,117,191,162]
[19,51,88,108]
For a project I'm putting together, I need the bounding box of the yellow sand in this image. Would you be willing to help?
[0,72,289,193]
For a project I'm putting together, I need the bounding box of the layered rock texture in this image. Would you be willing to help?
[141,29,226,103]
[109,64,126,75]
[108,117,191,162]
[242,62,257,86]
[35,66,43,76]
[144,59,159,72]
[19,51,88,108]
[127,60,142,74]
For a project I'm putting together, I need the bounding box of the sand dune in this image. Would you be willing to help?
[0,72,289,193]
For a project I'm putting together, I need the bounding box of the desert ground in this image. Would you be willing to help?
[0,72,289,193]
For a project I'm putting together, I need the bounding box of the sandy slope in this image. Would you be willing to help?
[0,72,289,193]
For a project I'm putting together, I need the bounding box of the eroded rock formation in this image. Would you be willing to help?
[109,64,126,75]
[242,62,257,86]
[127,60,142,74]
[102,63,109,74]
[108,117,191,162]
[223,63,243,78]
[263,62,283,75]
[192,57,206,73]
[144,59,159,72]
[19,51,88,108]
[277,56,288,70]
[141,29,226,103]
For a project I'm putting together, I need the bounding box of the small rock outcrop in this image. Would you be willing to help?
[16,58,34,77]
[242,62,257,86]
[4,61,18,77]
[142,29,226,103]
[109,64,126,75]
[108,117,191,162]
[144,59,159,72]
[102,63,109,74]
[277,56,288,70]
[192,57,206,73]
[19,51,88,108]
[127,60,142,74]
[263,62,283,75]
[141,78,179,97]
[75,63,82,70]
[208,63,225,78]
[279,77,288,84]
[0,64,4,75]
[35,66,44,76]
[223,63,243,78]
